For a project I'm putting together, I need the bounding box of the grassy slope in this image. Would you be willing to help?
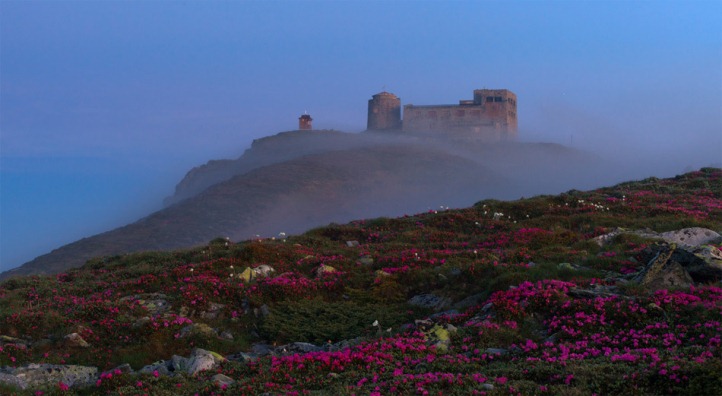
[0,168,720,395]
[3,143,502,279]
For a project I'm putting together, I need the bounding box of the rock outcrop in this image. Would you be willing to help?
[634,242,722,289]
[0,364,98,390]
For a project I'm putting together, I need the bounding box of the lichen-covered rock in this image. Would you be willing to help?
[557,262,576,271]
[179,323,217,339]
[680,245,722,281]
[200,302,226,320]
[212,373,235,387]
[635,258,694,290]
[591,228,660,246]
[186,348,225,376]
[0,335,30,347]
[0,364,98,390]
[168,355,189,373]
[659,228,722,247]
[314,264,336,277]
[0,372,26,390]
[119,293,170,316]
[453,293,484,310]
[425,324,451,353]
[637,243,722,284]
[253,304,270,318]
[592,227,721,250]
[139,360,171,376]
[252,264,276,278]
[408,294,451,311]
[238,267,256,283]
[63,332,90,348]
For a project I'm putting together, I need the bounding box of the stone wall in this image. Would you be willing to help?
[367,92,402,130]
[366,89,517,142]
[402,89,517,141]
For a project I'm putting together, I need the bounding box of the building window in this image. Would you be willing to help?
[456,110,465,117]
[486,97,494,102]
[471,110,481,116]
[494,96,503,102]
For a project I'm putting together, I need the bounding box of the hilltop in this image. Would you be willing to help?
[2,130,600,280]
[0,168,720,394]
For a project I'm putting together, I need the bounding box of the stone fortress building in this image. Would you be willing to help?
[367,89,517,141]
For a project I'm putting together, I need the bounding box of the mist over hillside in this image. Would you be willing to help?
[1,129,612,280]
[165,130,605,207]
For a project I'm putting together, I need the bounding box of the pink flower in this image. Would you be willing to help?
[153,370,159,378]
[58,382,69,391]
[496,377,508,385]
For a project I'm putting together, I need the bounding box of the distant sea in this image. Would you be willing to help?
[0,156,171,273]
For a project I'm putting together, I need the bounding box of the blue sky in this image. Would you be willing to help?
[1,1,721,272]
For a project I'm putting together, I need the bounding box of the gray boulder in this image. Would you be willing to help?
[212,373,235,387]
[140,348,225,377]
[139,360,171,376]
[119,293,170,316]
[0,364,98,390]
[186,348,225,376]
[357,256,374,266]
[269,342,322,356]
[591,228,660,246]
[179,323,218,339]
[252,264,276,278]
[408,294,452,311]
[634,257,694,291]
[200,302,226,320]
[592,227,721,249]
[637,243,722,285]
[168,355,189,373]
[453,293,484,310]
[660,228,722,247]
[63,333,90,348]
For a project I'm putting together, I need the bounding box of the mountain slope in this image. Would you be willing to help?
[0,169,720,395]
[2,144,502,278]
[2,130,604,280]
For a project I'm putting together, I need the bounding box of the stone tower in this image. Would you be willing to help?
[298,113,313,130]
[367,92,401,130]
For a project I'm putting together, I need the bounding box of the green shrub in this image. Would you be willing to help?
[260,297,415,344]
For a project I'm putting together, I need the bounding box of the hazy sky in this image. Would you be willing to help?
[1,1,721,272]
